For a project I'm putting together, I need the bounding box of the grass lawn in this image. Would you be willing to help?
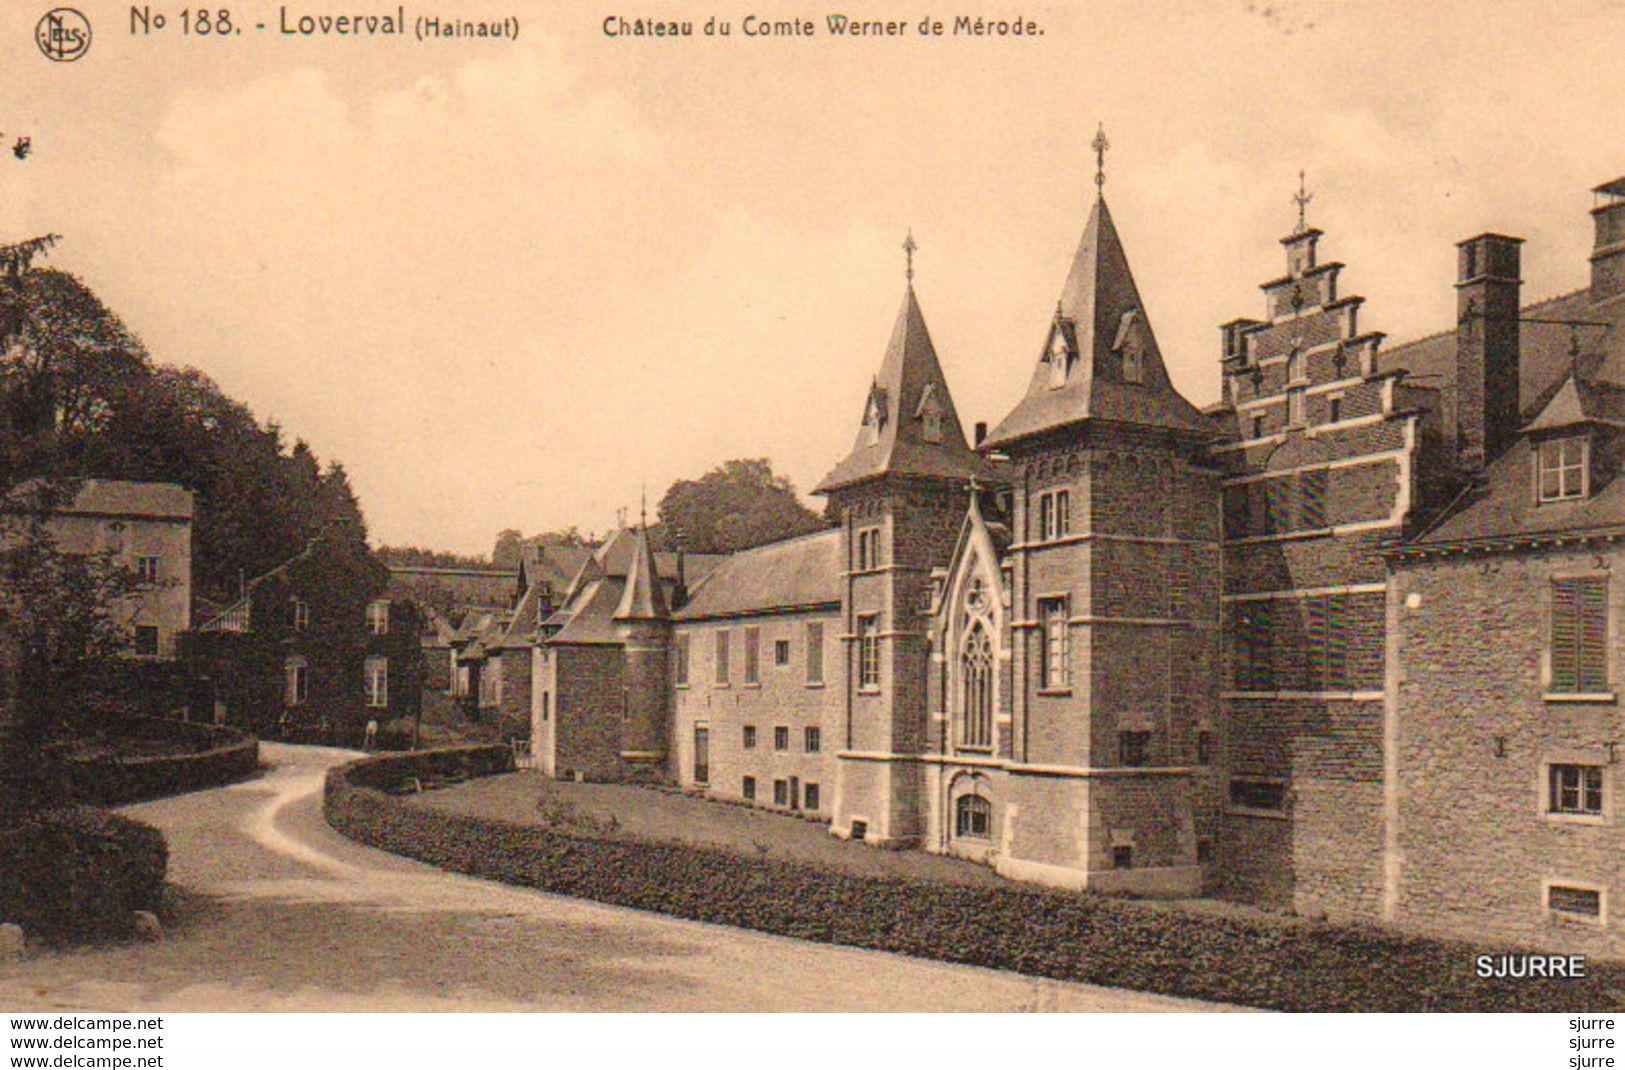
[411,771,1008,888]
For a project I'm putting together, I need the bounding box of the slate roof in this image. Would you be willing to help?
[4,478,194,521]
[1398,281,1625,548]
[983,197,1211,448]
[674,528,842,621]
[614,526,669,620]
[814,285,998,493]
[1378,289,1621,416]
[542,527,722,645]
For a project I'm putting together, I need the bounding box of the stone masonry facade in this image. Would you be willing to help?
[521,173,1625,954]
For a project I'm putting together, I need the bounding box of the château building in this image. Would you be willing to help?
[525,164,1625,956]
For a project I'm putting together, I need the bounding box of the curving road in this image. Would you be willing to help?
[0,744,1233,1011]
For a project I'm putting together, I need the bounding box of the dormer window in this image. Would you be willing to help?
[1047,329,1071,389]
[915,382,944,444]
[1113,309,1143,384]
[863,382,889,446]
[1537,436,1588,503]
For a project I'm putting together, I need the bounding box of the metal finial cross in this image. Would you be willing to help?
[903,229,917,284]
[1092,123,1110,195]
[1293,170,1313,233]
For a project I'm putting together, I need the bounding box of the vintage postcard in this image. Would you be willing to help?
[0,0,1622,1062]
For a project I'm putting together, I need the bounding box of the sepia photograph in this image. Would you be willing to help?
[0,0,1623,1062]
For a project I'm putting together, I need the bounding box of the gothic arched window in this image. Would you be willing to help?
[959,623,993,749]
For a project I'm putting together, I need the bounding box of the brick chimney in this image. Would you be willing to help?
[1590,178,1625,304]
[1455,233,1523,471]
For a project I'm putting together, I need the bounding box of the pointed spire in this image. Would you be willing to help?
[613,521,669,621]
[814,282,996,494]
[982,194,1210,449]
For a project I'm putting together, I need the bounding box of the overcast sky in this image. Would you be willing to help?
[4,0,1623,552]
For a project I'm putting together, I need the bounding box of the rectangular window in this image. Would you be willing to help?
[714,630,730,685]
[541,692,550,722]
[693,726,709,785]
[856,527,883,571]
[1037,489,1071,541]
[1235,602,1275,690]
[1305,593,1350,690]
[1197,730,1215,766]
[1229,778,1287,812]
[1264,478,1293,533]
[744,626,761,684]
[1549,763,1604,816]
[1551,577,1609,694]
[805,726,821,753]
[133,625,159,657]
[1039,596,1070,689]
[858,615,881,691]
[1288,386,1306,426]
[290,598,309,633]
[1538,437,1587,502]
[365,656,389,708]
[1549,884,1603,919]
[773,779,788,807]
[366,600,390,635]
[804,782,820,811]
[285,660,309,707]
[1112,845,1134,869]
[674,633,690,686]
[1196,838,1214,864]
[1119,730,1151,767]
[136,556,161,585]
[742,776,756,801]
[1300,469,1329,530]
[1327,395,1343,424]
[806,622,825,685]
[774,639,790,667]
[743,725,757,749]
[774,726,789,751]
[1252,413,1266,439]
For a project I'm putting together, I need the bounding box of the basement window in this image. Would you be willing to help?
[1548,883,1603,921]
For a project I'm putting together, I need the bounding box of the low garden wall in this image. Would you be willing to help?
[65,718,260,807]
[325,747,1625,1012]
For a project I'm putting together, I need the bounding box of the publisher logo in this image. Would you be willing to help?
[36,7,91,62]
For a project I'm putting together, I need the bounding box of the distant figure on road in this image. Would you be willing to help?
[364,718,379,751]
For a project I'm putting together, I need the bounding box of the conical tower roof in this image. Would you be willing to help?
[613,524,669,621]
[815,284,997,494]
[983,197,1209,449]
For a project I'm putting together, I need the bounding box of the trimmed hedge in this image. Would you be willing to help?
[326,748,1625,1012]
[64,718,259,807]
[0,807,167,945]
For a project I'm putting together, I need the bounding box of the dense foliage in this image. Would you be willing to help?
[656,458,824,554]
[326,749,1625,1013]
[0,807,167,944]
[0,258,371,607]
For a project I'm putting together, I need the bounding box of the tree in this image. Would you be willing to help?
[491,529,524,569]
[656,458,825,554]
[0,484,144,814]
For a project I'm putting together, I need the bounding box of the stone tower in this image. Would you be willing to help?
[976,189,1221,894]
[815,265,998,846]
[614,522,671,780]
